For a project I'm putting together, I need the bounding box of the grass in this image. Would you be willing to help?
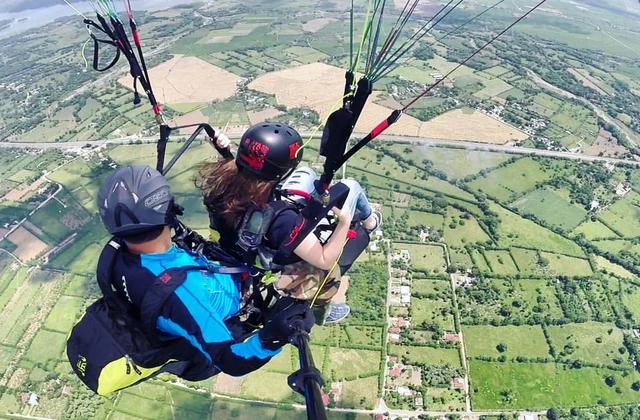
[491,203,585,257]
[64,274,93,297]
[471,361,640,409]
[341,376,380,410]
[484,250,519,275]
[343,326,383,347]
[114,393,174,419]
[443,208,491,247]
[509,248,543,275]
[511,188,588,230]
[264,345,293,373]
[541,253,593,277]
[413,147,512,180]
[0,275,40,345]
[389,344,461,367]
[449,248,473,268]
[411,298,455,331]
[241,370,293,402]
[28,200,74,243]
[474,78,513,99]
[470,249,491,273]
[412,279,451,297]
[24,329,66,364]
[326,348,381,380]
[573,219,620,240]
[463,325,550,359]
[597,191,640,237]
[48,219,109,274]
[43,295,83,333]
[459,279,563,324]
[467,158,552,202]
[546,322,626,366]
[407,211,444,229]
[619,280,640,322]
[395,243,447,273]
[593,255,635,279]
[0,345,16,376]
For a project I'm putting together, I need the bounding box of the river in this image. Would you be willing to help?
[0,0,203,38]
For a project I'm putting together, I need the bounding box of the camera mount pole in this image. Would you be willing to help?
[287,320,327,420]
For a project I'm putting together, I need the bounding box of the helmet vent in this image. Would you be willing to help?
[286,130,292,136]
[262,124,269,127]
[274,129,279,134]
[275,124,281,127]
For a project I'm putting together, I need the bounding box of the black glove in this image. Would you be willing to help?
[259,298,315,350]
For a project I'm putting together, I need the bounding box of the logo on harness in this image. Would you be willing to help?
[284,219,306,247]
[159,272,172,284]
[77,356,87,376]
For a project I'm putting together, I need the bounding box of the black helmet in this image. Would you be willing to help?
[236,122,304,181]
[97,165,174,236]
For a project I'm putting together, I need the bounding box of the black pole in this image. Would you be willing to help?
[287,321,327,420]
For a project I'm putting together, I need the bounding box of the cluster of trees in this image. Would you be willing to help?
[346,261,388,323]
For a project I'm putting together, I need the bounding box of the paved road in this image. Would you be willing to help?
[3,131,640,166]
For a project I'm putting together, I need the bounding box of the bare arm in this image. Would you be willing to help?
[293,215,352,270]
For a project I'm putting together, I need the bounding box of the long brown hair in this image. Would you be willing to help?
[196,159,277,228]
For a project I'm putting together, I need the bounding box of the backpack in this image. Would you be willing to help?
[66,238,215,396]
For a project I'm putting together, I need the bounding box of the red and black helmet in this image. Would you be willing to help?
[236,122,304,181]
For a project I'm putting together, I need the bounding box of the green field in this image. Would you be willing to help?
[464,325,550,359]
[509,248,543,275]
[443,208,491,246]
[43,295,84,333]
[484,250,519,275]
[449,247,473,268]
[474,78,513,99]
[24,329,66,364]
[593,255,635,279]
[407,211,444,229]
[341,376,380,410]
[573,219,620,240]
[411,298,455,330]
[392,145,512,180]
[469,249,491,273]
[396,243,447,273]
[546,322,626,367]
[511,188,588,230]
[467,158,552,202]
[343,326,383,347]
[491,204,585,257]
[241,370,294,402]
[326,348,381,380]
[459,278,563,324]
[541,253,593,277]
[389,344,461,367]
[597,191,640,237]
[412,279,450,297]
[471,361,640,409]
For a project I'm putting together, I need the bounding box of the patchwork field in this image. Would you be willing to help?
[546,322,626,367]
[396,243,448,273]
[6,227,48,262]
[464,325,550,359]
[120,55,240,104]
[511,187,587,230]
[471,361,640,409]
[467,158,551,202]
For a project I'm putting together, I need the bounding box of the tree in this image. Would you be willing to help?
[496,343,508,353]
[605,375,617,387]
[546,408,561,420]
[632,381,640,391]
